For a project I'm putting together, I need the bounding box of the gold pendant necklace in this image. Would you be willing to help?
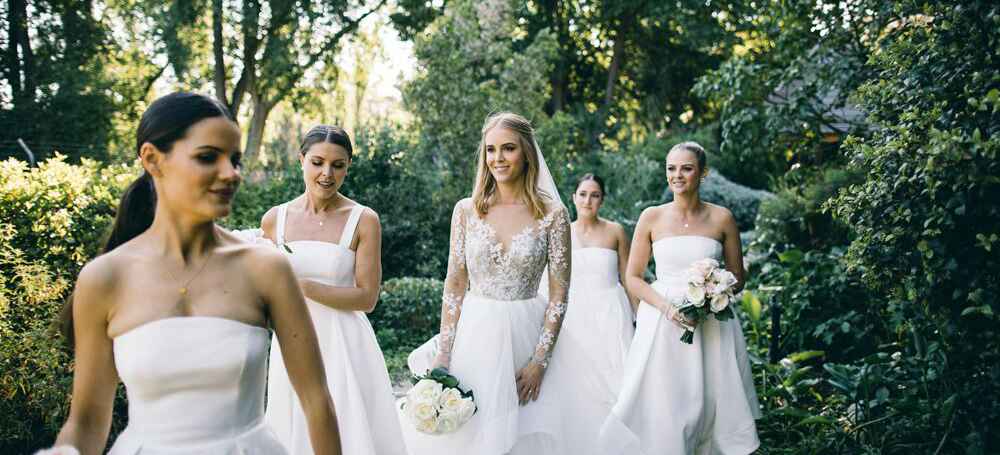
[167,250,214,297]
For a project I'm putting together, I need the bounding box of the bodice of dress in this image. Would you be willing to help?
[570,248,620,290]
[436,198,571,369]
[652,235,724,305]
[112,317,271,446]
[275,203,364,287]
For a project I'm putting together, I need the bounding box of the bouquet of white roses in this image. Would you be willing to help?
[675,258,738,344]
[401,367,477,435]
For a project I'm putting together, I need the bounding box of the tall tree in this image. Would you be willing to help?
[151,0,386,163]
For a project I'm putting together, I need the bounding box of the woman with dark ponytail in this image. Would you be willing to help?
[42,92,341,455]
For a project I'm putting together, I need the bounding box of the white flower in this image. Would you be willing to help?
[687,269,707,286]
[438,387,464,413]
[711,269,738,295]
[414,416,439,434]
[686,284,706,306]
[458,397,476,422]
[710,293,730,313]
[407,398,438,422]
[437,410,461,433]
[692,258,719,277]
[410,379,444,403]
[891,351,902,361]
[779,358,795,370]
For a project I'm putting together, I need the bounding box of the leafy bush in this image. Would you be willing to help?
[0,156,133,452]
[754,167,861,252]
[370,277,444,384]
[828,2,1000,450]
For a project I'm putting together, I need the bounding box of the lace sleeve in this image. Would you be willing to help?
[531,207,571,368]
[436,200,470,369]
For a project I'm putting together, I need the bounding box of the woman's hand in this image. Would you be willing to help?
[515,362,546,405]
[660,301,696,330]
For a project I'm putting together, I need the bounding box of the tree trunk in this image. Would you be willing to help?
[8,0,33,105]
[604,28,625,109]
[243,94,274,164]
[212,0,228,106]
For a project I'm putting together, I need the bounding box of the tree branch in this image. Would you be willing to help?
[212,0,229,106]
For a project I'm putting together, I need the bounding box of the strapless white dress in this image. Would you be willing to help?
[599,236,760,455]
[550,246,634,455]
[265,203,407,455]
[107,316,286,454]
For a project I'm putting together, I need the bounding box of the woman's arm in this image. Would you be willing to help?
[625,208,690,327]
[431,200,471,370]
[256,249,341,455]
[613,222,639,312]
[517,207,571,404]
[719,208,746,292]
[300,209,382,312]
[53,260,120,455]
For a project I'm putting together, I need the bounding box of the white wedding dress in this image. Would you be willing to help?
[400,198,572,455]
[107,316,287,454]
[599,236,760,455]
[550,233,634,455]
[265,203,407,455]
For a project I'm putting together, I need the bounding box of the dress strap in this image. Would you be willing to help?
[276,203,289,245]
[339,205,365,248]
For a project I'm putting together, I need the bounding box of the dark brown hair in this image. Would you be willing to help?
[576,173,606,195]
[60,92,234,346]
[300,125,353,159]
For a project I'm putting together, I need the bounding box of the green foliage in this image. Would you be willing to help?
[370,277,444,383]
[403,0,559,203]
[828,2,1000,449]
[0,156,133,451]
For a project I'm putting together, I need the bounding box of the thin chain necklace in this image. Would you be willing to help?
[166,249,214,297]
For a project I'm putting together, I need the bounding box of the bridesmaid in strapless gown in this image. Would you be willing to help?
[600,142,759,454]
[552,174,635,455]
[42,93,339,455]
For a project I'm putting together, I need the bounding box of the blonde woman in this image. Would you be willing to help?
[401,112,571,454]
[600,142,760,454]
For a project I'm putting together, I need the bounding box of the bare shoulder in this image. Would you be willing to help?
[706,202,737,227]
[638,204,666,224]
[73,249,128,318]
[236,240,292,279]
[455,197,473,210]
[260,205,281,238]
[604,218,627,238]
[358,205,381,225]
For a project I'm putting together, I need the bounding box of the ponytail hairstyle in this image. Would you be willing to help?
[60,92,233,346]
[299,125,353,158]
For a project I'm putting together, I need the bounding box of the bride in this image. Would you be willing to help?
[401,112,571,454]
[599,142,760,454]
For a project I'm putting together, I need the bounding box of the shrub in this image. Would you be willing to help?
[0,156,134,452]
[369,277,444,383]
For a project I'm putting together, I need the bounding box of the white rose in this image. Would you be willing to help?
[710,293,730,313]
[438,387,464,413]
[687,269,707,286]
[409,379,443,403]
[779,358,794,370]
[458,397,476,422]
[407,398,438,421]
[415,416,439,434]
[711,269,738,295]
[692,258,719,277]
[436,410,461,433]
[686,284,706,306]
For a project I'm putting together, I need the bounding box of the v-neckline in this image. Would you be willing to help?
[472,214,543,257]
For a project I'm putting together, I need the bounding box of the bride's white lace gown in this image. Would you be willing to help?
[599,236,760,454]
[264,203,407,455]
[107,317,287,454]
[550,233,635,455]
[400,198,572,455]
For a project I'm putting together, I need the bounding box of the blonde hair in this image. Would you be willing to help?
[471,112,549,219]
[667,141,708,172]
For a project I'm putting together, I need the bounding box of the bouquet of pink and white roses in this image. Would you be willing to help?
[675,258,738,344]
[401,367,477,435]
